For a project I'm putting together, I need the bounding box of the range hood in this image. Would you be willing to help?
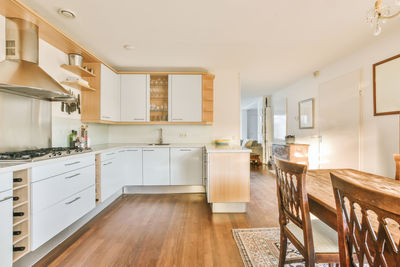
[0,18,75,101]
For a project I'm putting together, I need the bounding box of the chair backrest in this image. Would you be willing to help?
[330,172,400,266]
[394,154,400,180]
[274,158,314,258]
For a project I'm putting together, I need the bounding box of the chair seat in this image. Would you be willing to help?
[286,218,339,254]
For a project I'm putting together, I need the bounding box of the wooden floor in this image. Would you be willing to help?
[46,166,279,267]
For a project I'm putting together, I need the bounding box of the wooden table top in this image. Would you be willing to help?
[306,168,400,239]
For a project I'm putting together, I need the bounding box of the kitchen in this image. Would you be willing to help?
[0,0,250,266]
[3,0,400,266]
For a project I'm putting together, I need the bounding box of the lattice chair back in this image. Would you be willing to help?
[274,158,315,258]
[331,172,400,266]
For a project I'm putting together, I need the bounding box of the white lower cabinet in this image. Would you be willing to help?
[100,157,120,201]
[32,165,95,214]
[124,148,143,185]
[31,185,95,250]
[170,148,203,185]
[143,148,170,185]
[0,172,13,267]
[31,157,96,250]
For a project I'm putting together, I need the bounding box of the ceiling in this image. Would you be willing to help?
[19,0,400,102]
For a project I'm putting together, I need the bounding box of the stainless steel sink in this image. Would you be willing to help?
[147,143,170,146]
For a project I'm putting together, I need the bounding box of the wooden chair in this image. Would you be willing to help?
[331,172,400,266]
[274,158,340,267]
[394,154,400,180]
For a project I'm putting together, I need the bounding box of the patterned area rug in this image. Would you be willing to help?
[232,228,328,267]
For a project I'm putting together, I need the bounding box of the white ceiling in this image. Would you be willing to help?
[20,0,400,101]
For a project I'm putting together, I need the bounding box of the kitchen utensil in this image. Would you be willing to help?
[68,53,83,67]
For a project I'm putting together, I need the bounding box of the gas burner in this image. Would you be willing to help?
[0,147,92,162]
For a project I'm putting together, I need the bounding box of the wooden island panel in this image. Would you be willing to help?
[208,152,250,203]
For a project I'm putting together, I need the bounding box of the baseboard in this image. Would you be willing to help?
[211,202,247,213]
[123,185,205,194]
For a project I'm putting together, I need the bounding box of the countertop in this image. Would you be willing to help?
[0,143,250,174]
[205,144,251,153]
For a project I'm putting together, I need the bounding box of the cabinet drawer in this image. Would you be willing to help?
[0,172,12,193]
[31,185,95,250]
[31,165,95,214]
[100,151,117,162]
[32,155,95,182]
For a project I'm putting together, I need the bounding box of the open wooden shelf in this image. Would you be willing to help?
[61,81,96,91]
[13,218,28,227]
[13,184,27,191]
[12,169,30,263]
[95,154,101,204]
[13,201,28,209]
[13,234,29,245]
[61,64,96,79]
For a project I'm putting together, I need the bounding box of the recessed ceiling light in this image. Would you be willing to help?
[123,44,135,50]
[57,8,76,19]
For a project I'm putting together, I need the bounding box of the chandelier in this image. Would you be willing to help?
[366,0,400,35]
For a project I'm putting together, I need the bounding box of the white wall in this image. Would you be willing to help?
[272,30,400,177]
[108,69,241,145]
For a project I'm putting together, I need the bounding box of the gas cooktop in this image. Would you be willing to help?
[0,147,92,162]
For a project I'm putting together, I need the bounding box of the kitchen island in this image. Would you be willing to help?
[205,145,251,213]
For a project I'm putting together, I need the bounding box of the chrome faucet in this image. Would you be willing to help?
[159,128,163,145]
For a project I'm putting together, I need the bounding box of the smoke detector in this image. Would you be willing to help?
[57,9,76,19]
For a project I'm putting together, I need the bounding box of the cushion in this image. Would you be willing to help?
[286,218,339,253]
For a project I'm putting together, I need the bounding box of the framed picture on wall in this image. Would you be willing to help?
[373,53,400,116]
[299,98,315,129]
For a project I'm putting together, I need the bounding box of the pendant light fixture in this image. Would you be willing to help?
[366,0,400,35]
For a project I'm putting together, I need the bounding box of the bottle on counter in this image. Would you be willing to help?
[69,130,77,148]
[80,124,89,149]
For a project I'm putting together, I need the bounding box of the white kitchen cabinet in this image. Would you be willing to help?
[142,148,170,185]
[170,148,203,185]
[168,74,202,122]
[120,74,150,122]
[100,157,121,201]
[31,165,95,214]
[0,172,12,267]
[101,64,120,121]
[124,148,143,185]
[31,185,95,250]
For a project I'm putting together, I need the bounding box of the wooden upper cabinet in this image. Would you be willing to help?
[202,74,214,124]
[120,74,150,122]
[168,74,202,122]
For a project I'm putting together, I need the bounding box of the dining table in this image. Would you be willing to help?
[306,168,400,241]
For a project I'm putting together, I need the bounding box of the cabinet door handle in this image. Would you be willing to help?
[103,162,113,166]
[65,197,81,205]
[102,116,111,119]
[65,173,80,179]
[0,196,12,203]
[118,150,126,153]
[106,152,115,156]
[180,149,192,151]
[127,149,138,151]
[65,161,80,166]
[173,118,183,120]
[133,118,145,121]
[143,149,154,152]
